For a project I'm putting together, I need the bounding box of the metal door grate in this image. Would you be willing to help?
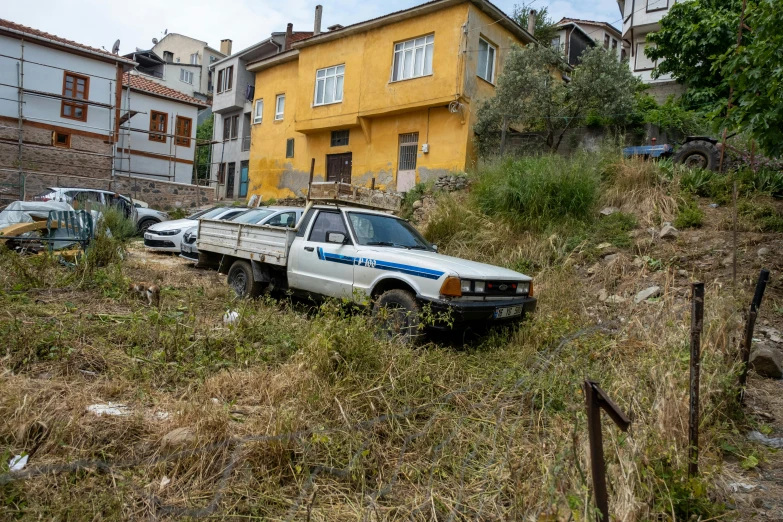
[398,132,419,171]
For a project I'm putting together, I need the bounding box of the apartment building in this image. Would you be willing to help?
[210,26,311,200]
[553,18,629,67]
[246,0,535,201]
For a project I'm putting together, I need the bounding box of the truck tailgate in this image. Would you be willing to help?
[196,219,294,266]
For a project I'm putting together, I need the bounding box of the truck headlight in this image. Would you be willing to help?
[473,281,485,293]
[460,280,473,293]
[517,281,532,295]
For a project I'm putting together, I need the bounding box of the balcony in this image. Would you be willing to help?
[241,136,251,152]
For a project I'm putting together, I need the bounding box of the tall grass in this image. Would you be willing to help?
[473,154,602,231]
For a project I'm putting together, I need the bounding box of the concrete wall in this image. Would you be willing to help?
[211,109,251,199]
[150,34,224,97]
[115,87,199,185]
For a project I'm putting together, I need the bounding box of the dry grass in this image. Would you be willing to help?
[601,157,678,228]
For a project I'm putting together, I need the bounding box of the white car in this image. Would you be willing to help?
[136,207,170,233]
[144,206,248,252]
[180,206,303,263]
[34,187,138,224]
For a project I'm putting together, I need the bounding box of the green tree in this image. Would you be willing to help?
[646,0,746,111]
[194,115,213,182]
[474,44,640,155]
[513,3,558,47]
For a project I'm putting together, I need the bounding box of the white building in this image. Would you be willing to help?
[616,0,685,101]
[553,18,629,67]
[116,74,208,185]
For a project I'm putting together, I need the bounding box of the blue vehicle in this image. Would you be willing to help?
[623,136,721,171]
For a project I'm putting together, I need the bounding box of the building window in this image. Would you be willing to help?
[180,69,194,84]
[253,99,263,124]
[286,138,295,158]
[647,0,668,11]
[149,110,167,142]
[331,130,349,147]
[634,42,657,71]
[163,51,174,62]
[61,71,89,122]
[392,34,434,82]
[551,36,561,50]
[217,65,233,93]
[230,114,239,140]
[314,64,345,105]
[612,39,618,51]
[190,52,198,65]
[621,48,628,61]
[53,131,70,148]
[275,94,285,120]
[477,37,497,84]
[604,34,610,48]
[175,116,192,147]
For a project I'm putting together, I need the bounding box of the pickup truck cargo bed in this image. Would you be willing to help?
[197,219,294,266]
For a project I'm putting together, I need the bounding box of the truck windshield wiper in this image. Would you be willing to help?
[366,241,410,249]
[408,245,429,250]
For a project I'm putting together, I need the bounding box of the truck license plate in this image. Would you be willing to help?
[494,305,522,319]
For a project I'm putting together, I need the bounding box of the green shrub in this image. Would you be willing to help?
[169,208,188,220]
[473,154,601,231]
[739,200,783,232]
[674,201,705,229]
[100,206,137,241]
[400,181,431,220]
[593,212,637,247]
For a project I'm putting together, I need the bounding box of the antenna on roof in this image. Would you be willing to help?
[112,39,121,55]
[164,29,168,35]
[152,37,158,45]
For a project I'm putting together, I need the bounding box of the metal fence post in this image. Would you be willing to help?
[689,282,704,477]
[739,269,770,400]
[584,379,631,522]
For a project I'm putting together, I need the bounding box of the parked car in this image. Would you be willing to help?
[196,205,536,339]
[136,207,170,233]
[34,187,138,224]
[144,206,248,253]
[180,206,303,263]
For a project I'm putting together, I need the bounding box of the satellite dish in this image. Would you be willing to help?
[111,39,120,54]
[152,37,158,45]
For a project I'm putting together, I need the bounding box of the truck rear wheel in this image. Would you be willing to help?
[227,260,262,298]
[674,140,721,171]
[373,289,421,343]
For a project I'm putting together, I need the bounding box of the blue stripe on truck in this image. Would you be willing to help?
[316,247,445,280]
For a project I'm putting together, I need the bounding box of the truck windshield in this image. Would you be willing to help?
[347,212,433,251]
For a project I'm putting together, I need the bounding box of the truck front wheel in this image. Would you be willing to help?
[373,289,421,343]
[227,260,262,298]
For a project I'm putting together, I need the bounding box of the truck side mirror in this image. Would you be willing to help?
[326,231,347,244]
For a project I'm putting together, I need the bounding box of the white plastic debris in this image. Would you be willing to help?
[87,402,131,416]
[154,411,171,421]
[729,482,758,492]
[9,454,28,472]
[223,310,240,325]
[159,476,171,491]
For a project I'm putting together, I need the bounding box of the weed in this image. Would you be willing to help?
[100,205,137,242]
[400,181,432,220]
[593,212,637,248]
[738,200,783,232]
[169,207,188,219]
[674,200,705,229]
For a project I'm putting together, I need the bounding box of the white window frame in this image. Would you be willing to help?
[275,94,285,121]
[477,37,497,84]
[391,34,434,82]
[180,68,193,84]
[314,64,345,106]
[253,99,264,124]
[190,52,198,65]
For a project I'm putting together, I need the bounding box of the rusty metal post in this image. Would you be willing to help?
[306,157,315,202]
[584,380,631,522]
[739,269,770,399]
[689,282,704,477]
[371,177,376,191]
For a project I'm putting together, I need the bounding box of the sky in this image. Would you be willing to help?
[1,0,623,56]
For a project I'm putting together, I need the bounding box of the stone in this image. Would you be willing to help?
[677,269,689,277]
[412,200,423,209]
[597,288,608,302]
[634,286,662,303]
[632,257,645,268]
[722,255,735,267]
[162,427,196,450]
[749,346,783,378]
[604,295,626,304]
[757,247,771,257]
[599,207,619,217]
[659,225,679,240]
[603,253,620,263]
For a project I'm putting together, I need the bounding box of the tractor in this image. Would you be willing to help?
[623,136,722,171]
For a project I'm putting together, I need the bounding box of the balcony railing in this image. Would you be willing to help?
[241,136,251,152]
[137,67,164,79]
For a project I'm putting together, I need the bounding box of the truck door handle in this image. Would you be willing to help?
[304,247,314,252]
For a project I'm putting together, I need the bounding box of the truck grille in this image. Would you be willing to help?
[483,281,522,297]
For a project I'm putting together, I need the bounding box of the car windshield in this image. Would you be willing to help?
[194,207,231,220]
[232,209,274,224]
[347,212,433,250]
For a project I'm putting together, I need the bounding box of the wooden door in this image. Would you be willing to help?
[326,153,352,184]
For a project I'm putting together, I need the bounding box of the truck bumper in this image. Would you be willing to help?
[418,296,537,330]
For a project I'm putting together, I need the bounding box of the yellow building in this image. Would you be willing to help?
[246,0,535,200]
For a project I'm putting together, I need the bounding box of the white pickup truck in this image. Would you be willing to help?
[196,202,536,338]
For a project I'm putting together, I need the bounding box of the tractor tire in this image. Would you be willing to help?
[372,289,421,344]
[673,140,721,172]
[227,260,263,298]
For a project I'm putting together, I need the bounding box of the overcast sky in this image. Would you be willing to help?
[1,0,623,56]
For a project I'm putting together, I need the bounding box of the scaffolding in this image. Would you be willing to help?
[0,37,216,206]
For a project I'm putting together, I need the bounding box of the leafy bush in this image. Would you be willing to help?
[473,155,601,230]
[674,200,705,229]
[593,212,637,248]
[739,200,783,232]
[169,208,188,220]
[100,206,137,241]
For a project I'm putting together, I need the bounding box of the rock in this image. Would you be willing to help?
[747,430,783,449]
[162,427,196,450]
[757,247,771,257]
[599,207,619,217]
[634,286,662,303]
[596,242,612,250]
[412,200,423,209]
[749,346,783,378]
[677,269,689,277]
[597,288,608,302]
[722,255,735,267]
[604,295,626,304]
[659,225,679,240]
[603,254,620,263]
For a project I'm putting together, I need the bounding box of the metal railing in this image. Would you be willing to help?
[241,136,251,152]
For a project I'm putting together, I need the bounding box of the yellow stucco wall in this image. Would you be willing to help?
[247,1,525,201]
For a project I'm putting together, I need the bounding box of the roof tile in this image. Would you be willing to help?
[122,73,209,108]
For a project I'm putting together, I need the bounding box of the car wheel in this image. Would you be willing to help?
[137,218,159,234]
[372,289,421,343]
[227,260,262,298]
[673,140,721,172]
